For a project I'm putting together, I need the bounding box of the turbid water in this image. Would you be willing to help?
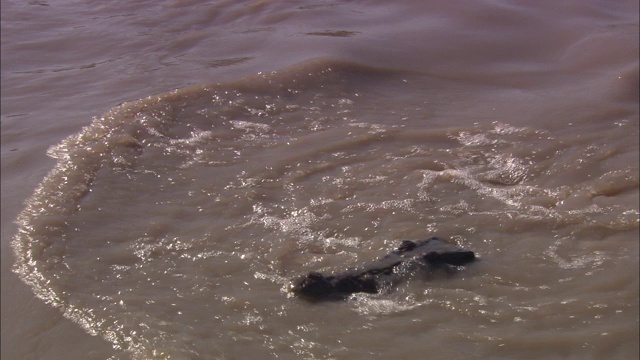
[2,1,638,359]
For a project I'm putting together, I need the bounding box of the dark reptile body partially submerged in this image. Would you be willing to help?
[291,237,476,301]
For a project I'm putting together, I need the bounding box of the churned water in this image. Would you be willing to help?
[2,1,638,359]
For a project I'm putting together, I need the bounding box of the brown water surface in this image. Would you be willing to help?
[1,1,638,359]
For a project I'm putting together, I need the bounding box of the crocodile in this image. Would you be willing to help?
[291,237,476,301]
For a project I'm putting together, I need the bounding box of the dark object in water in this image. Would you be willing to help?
[291,237,476,301]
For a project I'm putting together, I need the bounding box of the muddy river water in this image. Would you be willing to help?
[1,1,638,359]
